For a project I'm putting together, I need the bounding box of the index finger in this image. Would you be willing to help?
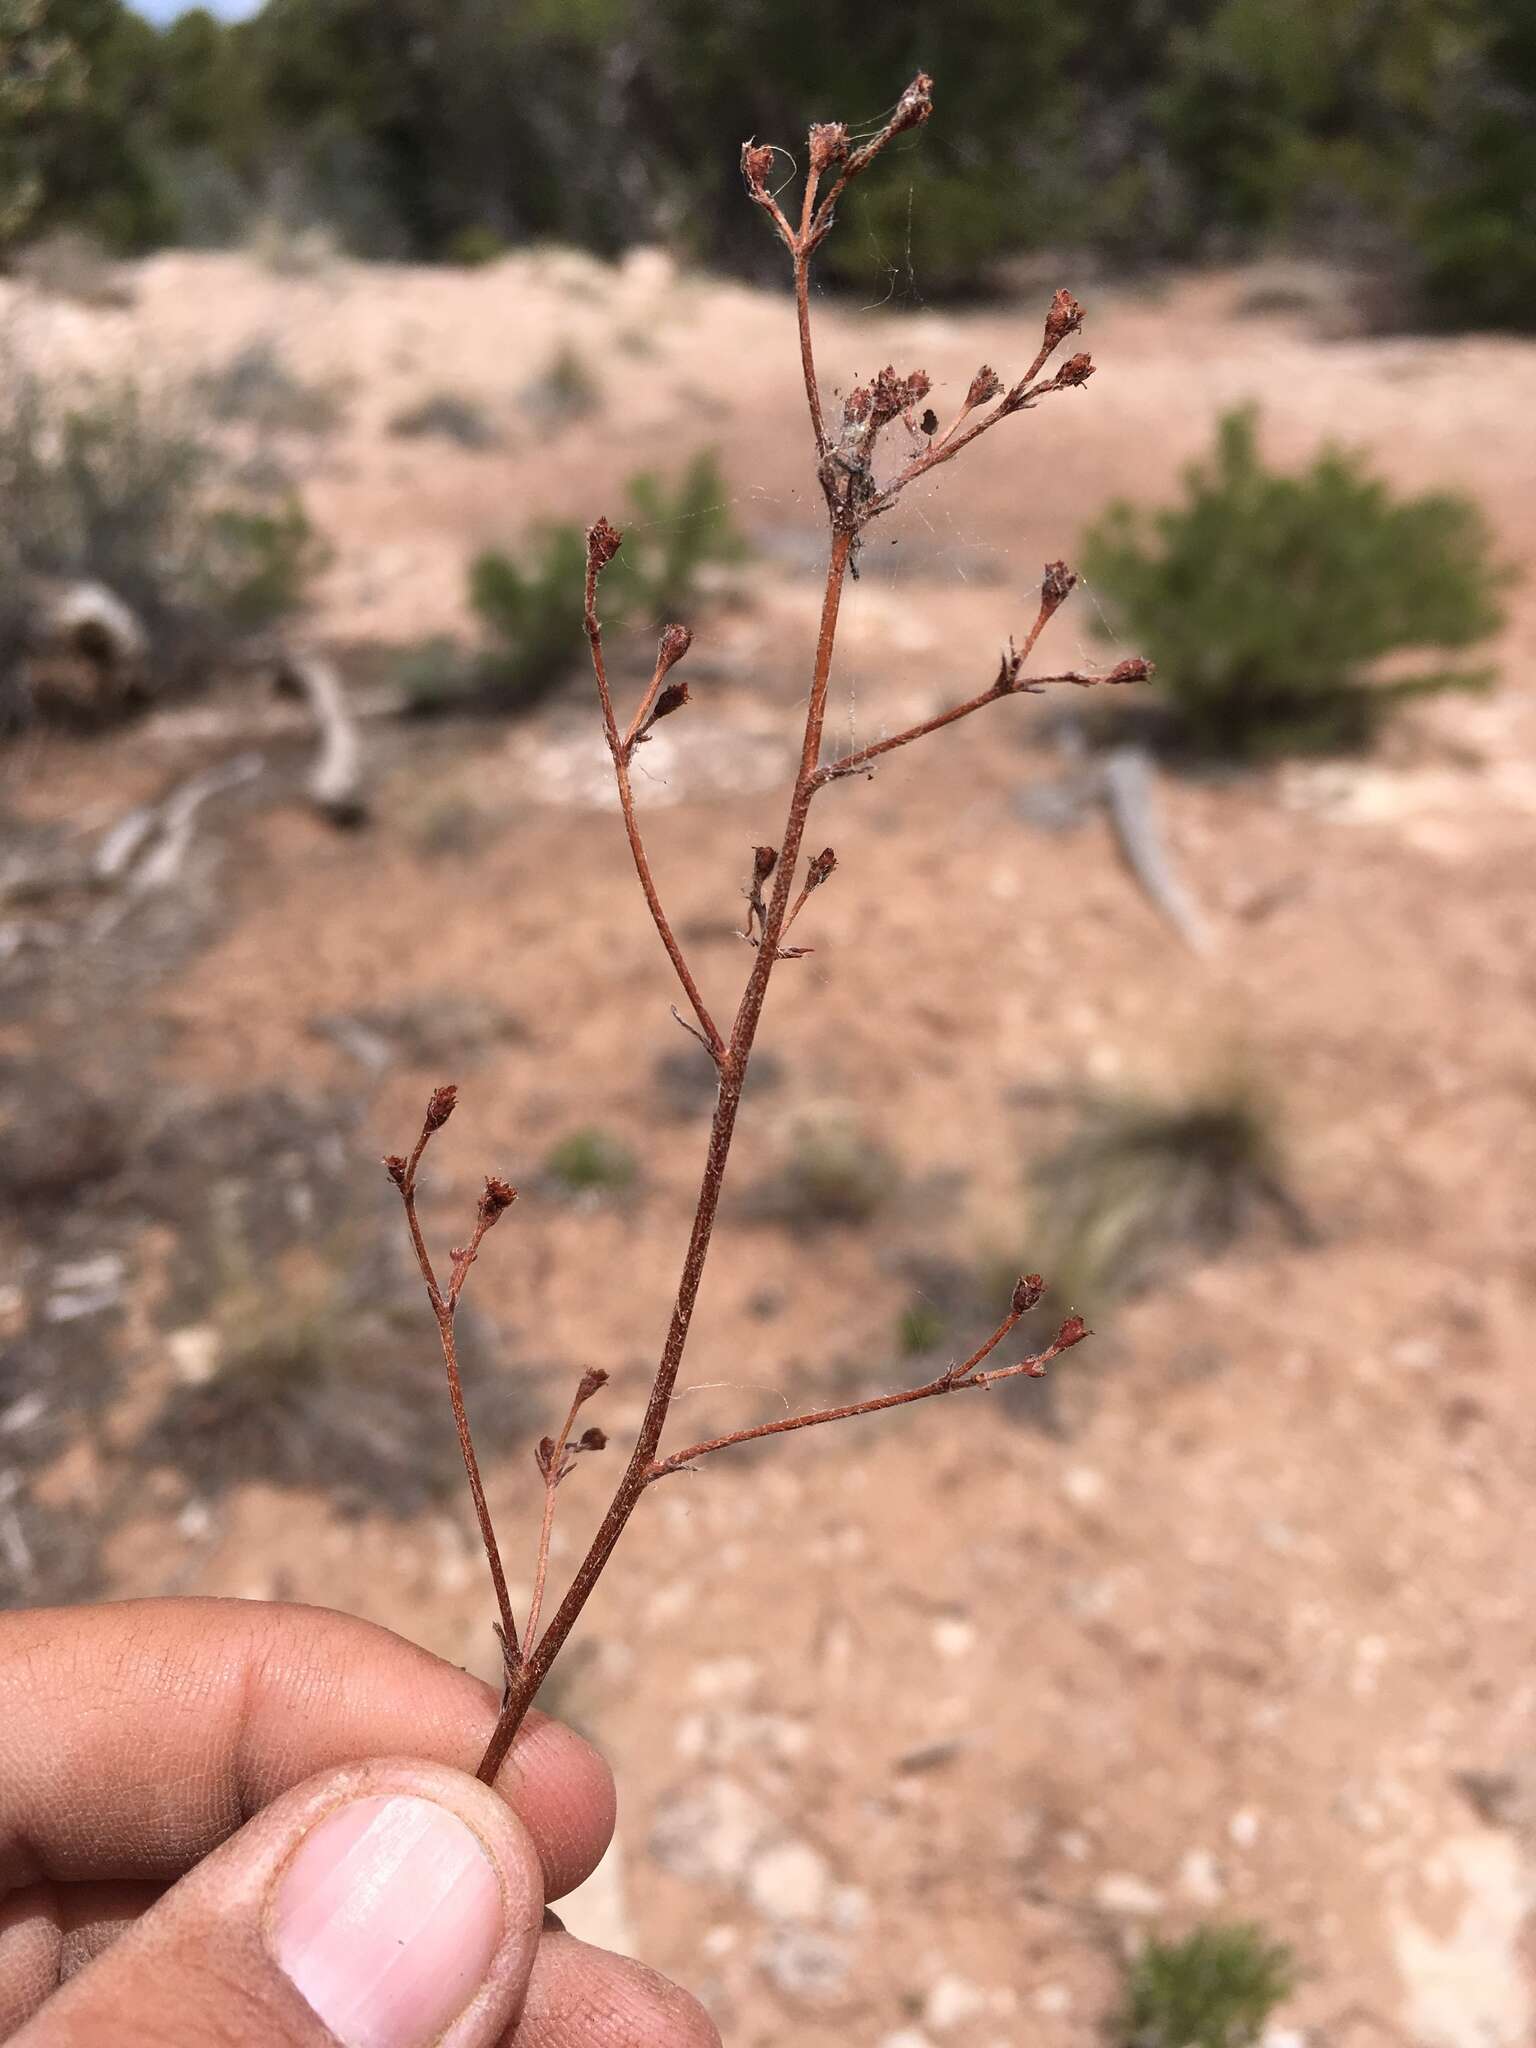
[0,1600,613,1902]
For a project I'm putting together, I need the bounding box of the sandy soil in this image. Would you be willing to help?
[2,243,1534,2047]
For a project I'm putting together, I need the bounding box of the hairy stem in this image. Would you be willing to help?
[395,1131,519,1670]
[477,528,853,1782]
[649,1312,1087,1478]
[586,559,724,1058]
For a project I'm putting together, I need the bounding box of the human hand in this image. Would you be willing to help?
[0,1598,718,2046]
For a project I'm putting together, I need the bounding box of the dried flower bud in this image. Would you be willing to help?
[479,1176,517,1224]
[651,680,690,725]
[1053,352,1095,389]
[535,1435,558,1478]
[578,1426,608,1452]
[383,1153,408,1188]
[808,121,849,172]
[753,845,779,884]
[967,364,1003,409]
[577,1367,610,1403]
[1041,560,1077,610]
[1011,1273,1046,1315]
[843,385,872,425]
[656,622,693,674]
[806,846,838,891]
[870,365,933,428]
[741,142,776,194]
[1043,287,1084,350]
[586,517,623,570]
[425,1083,458,1131]
[1107,655,1154,685]
[892,73,934,134]
[1055,1315,1090,1350]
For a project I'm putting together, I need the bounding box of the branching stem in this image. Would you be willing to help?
[391,1115,520,1672]
[648,1310,1088,1479]
[586,557,724,1060]
[386,74,1150,1790]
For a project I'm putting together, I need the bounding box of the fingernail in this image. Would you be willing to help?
[269,1794,503,2048]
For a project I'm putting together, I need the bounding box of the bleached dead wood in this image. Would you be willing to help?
[91,752,264,903]
[272,649,369,825]
[1102,744,1212,955]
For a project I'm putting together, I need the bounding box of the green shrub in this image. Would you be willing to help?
[202,497,328,634]
[543,1127,638,1197]
[468,520,592,714]
[603,449,748,624]
[193,338,345,437]
[469,450,744,713]
[445,224,508,268]
[0,369,323,723]
[388,390,501,451]
[1118,1923,1295,2048]
[1083,407,1510,759]
[518,343,600,428]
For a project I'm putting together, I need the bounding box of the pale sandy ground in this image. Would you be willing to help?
[4,243,1535,2046]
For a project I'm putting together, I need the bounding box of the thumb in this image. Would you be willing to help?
[17,1758,546,2048]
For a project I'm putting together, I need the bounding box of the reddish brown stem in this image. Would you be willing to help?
[524,1380,589,1650]
[649,1313,1088,1479]
[476,526,854,1784]
[456,80,1119,1788]
[586,560,724,1060]
[816,666,1128,785]
[394,1125,519,1671]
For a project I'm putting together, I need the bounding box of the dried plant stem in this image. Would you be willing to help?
[818,665,1142,783]
[391,1112,520,1670]
[477,529,853,1784]
[524,1381,585,1647]
[649,1307,1087,1480]
[388,72,1152,1790]
[586,554,724,1059]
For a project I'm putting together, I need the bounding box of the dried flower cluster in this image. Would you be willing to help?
[389,74,1151,1785]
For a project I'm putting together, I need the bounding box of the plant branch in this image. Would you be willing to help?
[816,653,1153,786]
[476,523,854,1785]
[649,1296,1090,1480]
[525,1368,609,1650]
[386,1098,521,1671]
[417,75,1137,1790]
[584,533,724,1060]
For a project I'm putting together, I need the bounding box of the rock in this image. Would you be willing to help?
[648,1777,771,1886]
[45,1253,125,1323]
[827,1884,870,1933]
[744,1837,832,1923]
[1178,1847,1225,1906]
[1094,1873,1164,1915]
[1229,1808,1261,1848]
[925,1974,989,2031]
[168,1325,220,1385]
[689,1655,761,1702]
[931,1616,976,1661]
[756,1926,851,2006]
[1063,1465,1106,1506]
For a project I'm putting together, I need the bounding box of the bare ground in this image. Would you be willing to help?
[2,246,1534,2047]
